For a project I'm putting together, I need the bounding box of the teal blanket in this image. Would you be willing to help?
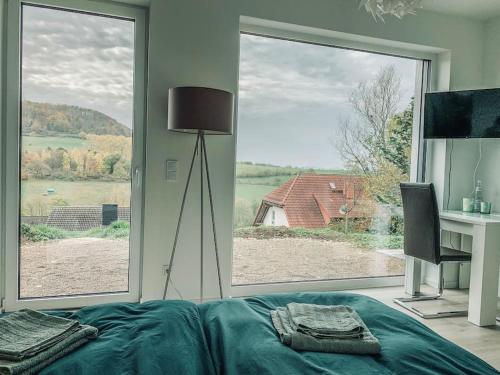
[40,300,215,375]
[199,292,498,375]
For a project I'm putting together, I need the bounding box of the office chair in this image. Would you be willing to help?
[393,182,471,319]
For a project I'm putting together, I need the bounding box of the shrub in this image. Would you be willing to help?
[21,223,67,242]
[88,220,130,239]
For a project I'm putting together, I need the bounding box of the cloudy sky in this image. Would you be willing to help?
[22,5,134,127]
[237,34,417,169]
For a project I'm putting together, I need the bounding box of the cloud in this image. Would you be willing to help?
[236,34,417,169]
[22,5,134,127]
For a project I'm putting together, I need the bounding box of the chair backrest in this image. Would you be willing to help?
[400,182,441,265]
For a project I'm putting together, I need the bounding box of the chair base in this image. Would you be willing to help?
[393,293,468,319]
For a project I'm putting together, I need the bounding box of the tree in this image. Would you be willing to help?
[336,65,402,174]
[334,65,413,207]
[103,154,122,175]
[380,100,414,175]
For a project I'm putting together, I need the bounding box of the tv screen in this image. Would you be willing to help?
[424,88,500,139]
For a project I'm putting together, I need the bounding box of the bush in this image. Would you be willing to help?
[86,220,130,239]
[21,223,67,242]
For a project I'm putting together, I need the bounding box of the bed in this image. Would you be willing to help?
[35,292,498,374]
[41,300,216,375]
[199,292,498,375]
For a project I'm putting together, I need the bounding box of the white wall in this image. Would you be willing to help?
[482,15,500,297]
[262,207,288,227]
[141,0,487,301]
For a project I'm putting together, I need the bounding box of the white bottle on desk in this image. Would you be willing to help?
[473,180,483,213]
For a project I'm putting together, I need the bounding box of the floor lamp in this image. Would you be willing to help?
[163,87,234,302]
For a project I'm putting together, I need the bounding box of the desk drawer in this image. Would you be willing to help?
[440,219,473,236]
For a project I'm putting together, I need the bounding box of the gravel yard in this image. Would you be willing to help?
[20,237,129,298]
[20,236,404,297]
[232,237,405,285]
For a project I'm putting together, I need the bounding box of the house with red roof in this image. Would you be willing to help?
[253,174,372,229]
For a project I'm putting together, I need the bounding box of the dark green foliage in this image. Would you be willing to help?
[22,101,131,137]
[103,154,122,174]
[379,100,414,175]
[21,223,66,242]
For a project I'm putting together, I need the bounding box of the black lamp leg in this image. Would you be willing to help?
[201,133,224,299]
[163,132,201,300]
[200,131,204,303]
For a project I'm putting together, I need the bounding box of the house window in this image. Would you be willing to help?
[233,33,429,287]
[3,0,146,310]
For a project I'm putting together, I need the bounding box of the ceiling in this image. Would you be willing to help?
[421,0,500,20]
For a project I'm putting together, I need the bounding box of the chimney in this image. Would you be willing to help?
[102,204,118,226]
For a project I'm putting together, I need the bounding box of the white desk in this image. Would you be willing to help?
[406,210,500,327]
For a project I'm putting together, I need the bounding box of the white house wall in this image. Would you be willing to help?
[262,207,288,227]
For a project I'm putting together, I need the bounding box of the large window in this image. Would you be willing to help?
[4,1,145,309]
[233,33,427,287]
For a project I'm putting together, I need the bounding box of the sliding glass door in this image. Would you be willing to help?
[3,0,146,309]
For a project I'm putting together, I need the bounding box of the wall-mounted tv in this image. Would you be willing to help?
[424,88,500,139]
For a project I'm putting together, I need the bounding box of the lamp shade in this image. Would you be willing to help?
[168,86,234,135]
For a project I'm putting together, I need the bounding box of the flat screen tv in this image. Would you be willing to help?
[424,88,500,139]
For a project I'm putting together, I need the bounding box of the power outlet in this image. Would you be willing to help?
[162,265,170,275]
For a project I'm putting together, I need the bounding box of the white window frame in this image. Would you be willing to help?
[231,18,436,297]
[1,0,147,311]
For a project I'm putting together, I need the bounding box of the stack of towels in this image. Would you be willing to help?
[271,303,381,355]
[0,309,97,375]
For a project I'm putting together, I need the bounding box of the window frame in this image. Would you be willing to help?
[230,21,435,297]
[1,0,147,311]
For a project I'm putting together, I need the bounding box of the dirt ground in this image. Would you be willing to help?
[20,237,129,298]
[232,237,405,285]
[19,237,404,297]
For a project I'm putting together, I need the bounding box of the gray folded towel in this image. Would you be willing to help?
[0,325,98,375]
[286,303,364,338]
[0,309,82,361]
[271,304,381,355]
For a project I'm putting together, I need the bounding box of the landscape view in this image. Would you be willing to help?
[232,34,419,285]
[19,5,135,298]
[19,5,419,297]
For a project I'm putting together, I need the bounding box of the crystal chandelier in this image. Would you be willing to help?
[360,0,423,21]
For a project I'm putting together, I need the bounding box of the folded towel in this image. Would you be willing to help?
[0,310,81,361]
[286,303,363,338]
[271,305,381,355]
[0,325,98,375]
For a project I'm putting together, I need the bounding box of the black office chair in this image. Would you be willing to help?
[393,182,471,319]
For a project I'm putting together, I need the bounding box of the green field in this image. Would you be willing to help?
[235,184,276,202]
[22,179,131,215]
[22,136,88,151]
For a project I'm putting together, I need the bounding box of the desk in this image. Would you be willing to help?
[406,210,500,327]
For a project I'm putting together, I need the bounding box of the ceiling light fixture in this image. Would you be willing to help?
[360,0,423,21]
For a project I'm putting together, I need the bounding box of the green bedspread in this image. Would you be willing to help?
[40,300,215,375]
[199,292,499,375]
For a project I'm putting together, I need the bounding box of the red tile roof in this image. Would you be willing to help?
[254,174,372,228]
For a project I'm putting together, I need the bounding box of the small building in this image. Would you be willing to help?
[45,205,130,231]
[253,174,371,229]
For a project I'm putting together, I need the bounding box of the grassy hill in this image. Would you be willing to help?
[22,101,131,137]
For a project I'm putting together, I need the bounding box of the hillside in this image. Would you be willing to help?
[22,101,131,137]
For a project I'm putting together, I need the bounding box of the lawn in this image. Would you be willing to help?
[22,179,131,210]
[235,183,276,202]
[22,135,88,151]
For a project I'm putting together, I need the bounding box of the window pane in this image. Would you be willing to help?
[233,34,419,285]
[19,5,135,298]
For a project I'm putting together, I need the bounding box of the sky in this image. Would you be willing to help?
[22,5,135,128]
[237,34,417,169]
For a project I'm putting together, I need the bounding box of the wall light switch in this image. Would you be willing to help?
[166,160,177,181]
